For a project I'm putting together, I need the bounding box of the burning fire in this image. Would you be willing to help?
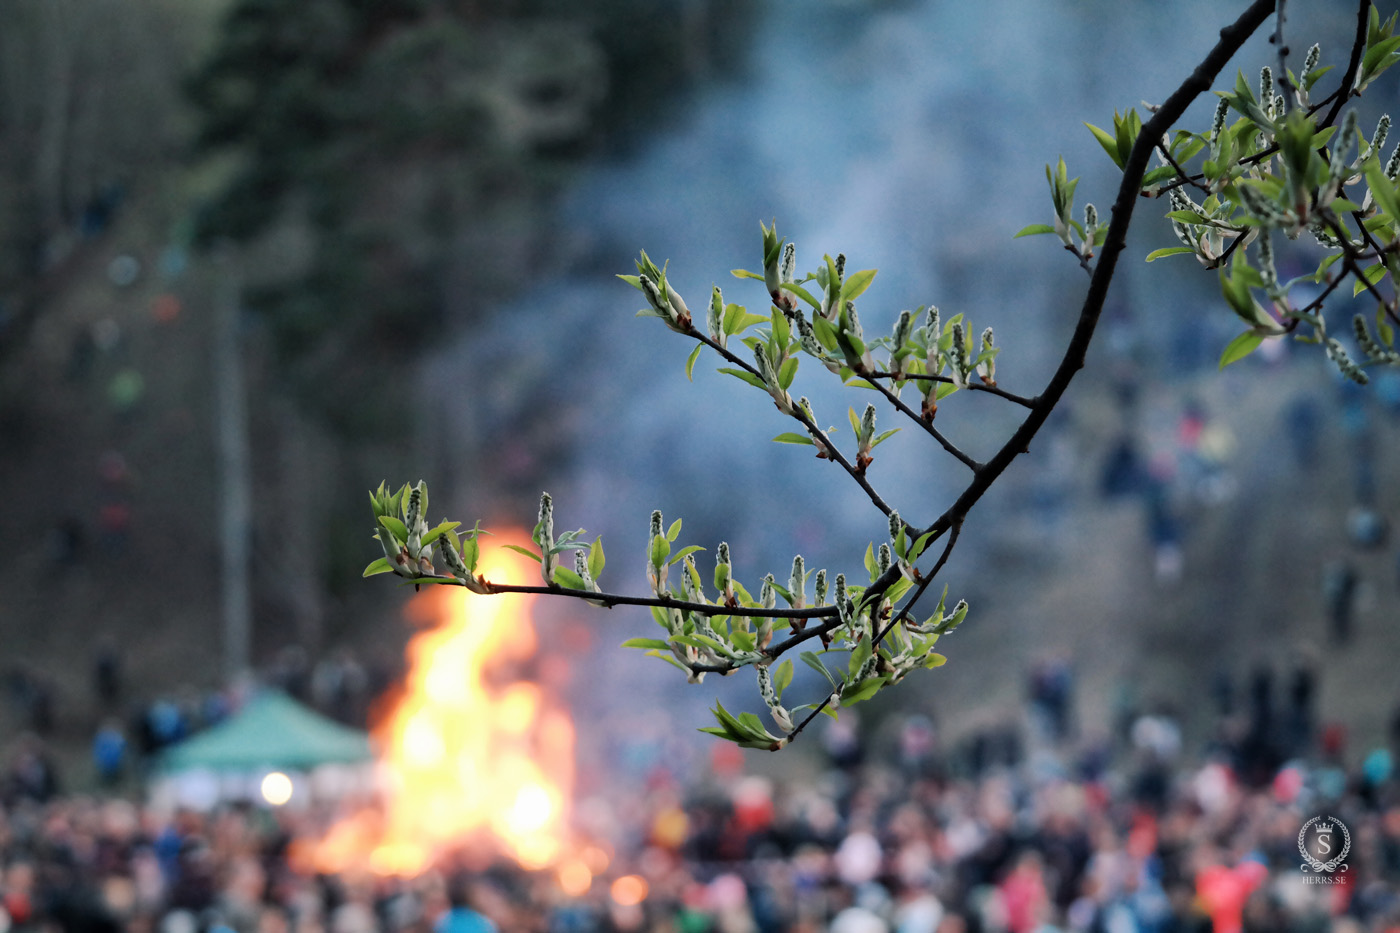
[308,532,575,877]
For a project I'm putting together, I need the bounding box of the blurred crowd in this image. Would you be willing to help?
[2,657,1399,933]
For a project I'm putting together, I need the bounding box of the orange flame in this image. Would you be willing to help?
[307,532,574,876]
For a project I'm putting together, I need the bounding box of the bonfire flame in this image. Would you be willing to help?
[308,533,575,877]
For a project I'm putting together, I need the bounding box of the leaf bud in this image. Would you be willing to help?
[789,556,806,607]
[709,286,725,345]
[1302,43,1320,78]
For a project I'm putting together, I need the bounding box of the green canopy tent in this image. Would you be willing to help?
[160,690,374,773]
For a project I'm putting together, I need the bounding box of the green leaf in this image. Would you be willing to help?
[905,531,934,563]
[781,282,820,309]
[772,432,815,445]
[667,518,683,541]
[1165,210,1210,224]
[1310,126,1339,149]
[718,367,768,390]
[617,274,643,291]
[737,711,770,738]
[651,533,671,568]
[685,344,703,381]
[552,566,587,590]
[1084,122,1123,168]
[723,302,746,335]
[1365,161,1400,222]
[841,269,877,304]
[712,700,746,735]
[935,382,959,401]
[731,269,765,281]
[1354,263,1387,297]
[648,650,690,673]
[1013,224,1057,238]
[502,544,542,563]
[840,676,887,706]
[378,515,409,543]
[363,558,393,577]
[922,653,948,670]
[770,307,790,348]
[1361,35,1400,77]
[1141,166,1180,188]
[420,521,461,549]
[1145,247,1196,262]
[773,659,794,698]
[588,538,605,580]
[668,545,706,567]
[810,314,839,351]
[396,576,456,587]
[778,356,799,390]
[1302,64,1335,90]
[1219,331,1264,369]
[870,428,900,449]
[848,636,873,679]
[1377,306,1395,347]
[621,637,671,650]
[800,651,837,687]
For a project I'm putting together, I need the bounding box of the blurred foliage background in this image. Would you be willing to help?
[1,0,1398,784]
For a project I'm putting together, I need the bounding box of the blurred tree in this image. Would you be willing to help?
[186,0,751,431]
[0,0,212,356]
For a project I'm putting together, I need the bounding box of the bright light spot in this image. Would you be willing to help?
[581,846,610,874]
[261,772,294,806]
[507,783,555,835]
[557,859,592,897]
[301,533,575,877]
[404,714,445,766]
[610,875,648,907]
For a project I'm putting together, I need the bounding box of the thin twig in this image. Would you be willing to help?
[1274,0,1298,108]
[1155,140,1212,195]
[472,579,843,619]
[868,378,982,472]
[869,523,961,653]
[921,0,1276,543]
[865,370,1036,408]
[785,524,960,744]
[1321,0,1372,128]
[685,327,899,518]
[1295,264,1360,316]
[1322,216,1389,303]
[1158,1,1369,197]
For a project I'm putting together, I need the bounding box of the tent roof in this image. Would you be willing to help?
[160,690,373,773]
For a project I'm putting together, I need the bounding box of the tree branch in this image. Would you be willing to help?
[1274,0,1297,107]
[471,579,842,619]
[1157,2,1371,197]
[870,522,960,653]
[684,326,900,518]
[923,0,1277,541]
[866,370,1035,408]
[868,378,982,472]
[1321,0,1373,127]
[785,522,962,745]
